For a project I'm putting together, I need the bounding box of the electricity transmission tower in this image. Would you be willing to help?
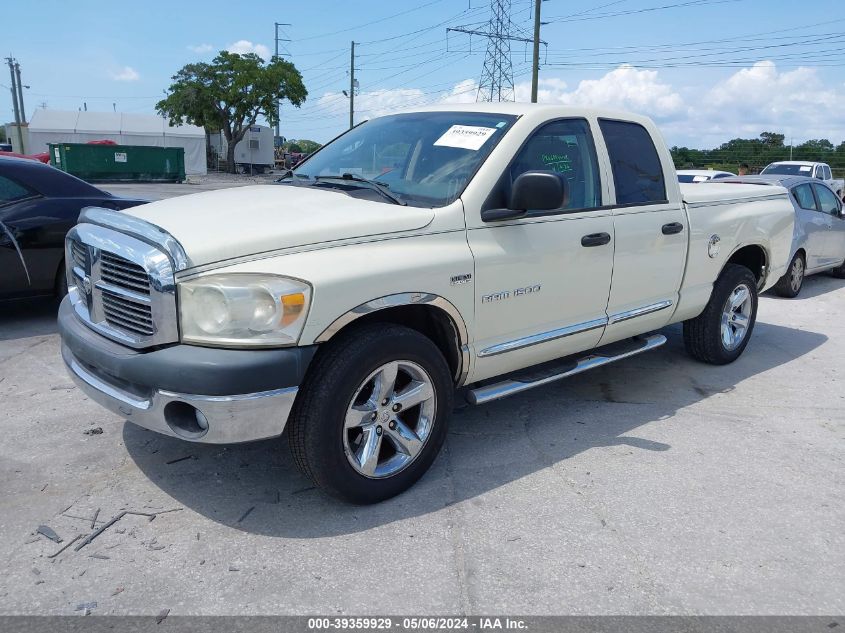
[448,0,542,102]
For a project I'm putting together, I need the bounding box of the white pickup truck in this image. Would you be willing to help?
[761,160,844,200]
[58,104,795,503]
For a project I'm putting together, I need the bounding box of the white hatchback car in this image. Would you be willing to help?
[718,175,845,296]
[677,169,736,183]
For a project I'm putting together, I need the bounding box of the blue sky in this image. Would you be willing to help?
[3,0,845,148]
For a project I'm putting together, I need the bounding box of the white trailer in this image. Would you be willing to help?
[210,125,275,173]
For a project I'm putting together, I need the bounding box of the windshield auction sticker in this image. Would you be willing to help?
[434,125,497,151]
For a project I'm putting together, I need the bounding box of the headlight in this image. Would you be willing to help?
[179,274,311,347]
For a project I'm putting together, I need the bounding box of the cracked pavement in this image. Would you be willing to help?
[0,273,843,615]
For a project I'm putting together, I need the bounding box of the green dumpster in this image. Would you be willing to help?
[49,143,186,183]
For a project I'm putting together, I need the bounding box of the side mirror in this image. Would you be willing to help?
[481,171,569,222]
[511,170,569,211]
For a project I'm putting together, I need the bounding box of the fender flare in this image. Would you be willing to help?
[314,292,471,385]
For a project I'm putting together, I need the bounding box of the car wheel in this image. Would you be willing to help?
[683,264,758,365]
[774,252,805,297]
[288,323,453,504]
[55,260,68,299]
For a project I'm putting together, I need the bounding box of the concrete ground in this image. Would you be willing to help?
[0,275,843,615]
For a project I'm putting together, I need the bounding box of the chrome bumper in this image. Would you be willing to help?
[62,344,297,444]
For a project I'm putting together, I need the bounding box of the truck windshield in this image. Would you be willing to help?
[761,164,814,176]
[286,112,517,207]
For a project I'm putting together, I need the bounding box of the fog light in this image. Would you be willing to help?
[164,401,209,439]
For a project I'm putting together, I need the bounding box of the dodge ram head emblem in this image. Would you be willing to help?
[81,276,93,295]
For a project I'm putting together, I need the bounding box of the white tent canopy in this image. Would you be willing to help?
[27,109,207,175]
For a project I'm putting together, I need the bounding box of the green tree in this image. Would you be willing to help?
[288,143,303,154]
[296,139,321,154]
[157,51,307,173]
[759,131,785,147]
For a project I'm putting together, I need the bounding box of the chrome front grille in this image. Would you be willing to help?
[65,219,179,349]
[100,251,151,295]
[70,240,88,270]
[102,290,155,336]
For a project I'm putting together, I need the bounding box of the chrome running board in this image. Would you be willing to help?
[466,334,667,405]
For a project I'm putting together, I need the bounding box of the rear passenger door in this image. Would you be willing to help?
[596,119,688,346]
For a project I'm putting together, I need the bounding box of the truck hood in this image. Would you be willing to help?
[123,184,435,268]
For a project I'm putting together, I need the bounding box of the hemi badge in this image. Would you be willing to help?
[450,273,472,285]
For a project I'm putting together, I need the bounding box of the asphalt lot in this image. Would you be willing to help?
[0,189,843,614]
[101,172,281,201]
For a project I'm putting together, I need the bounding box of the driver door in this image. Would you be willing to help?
[466,118,614,383]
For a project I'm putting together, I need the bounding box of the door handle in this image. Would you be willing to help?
[581,232,611,247]
[662,222,684,235]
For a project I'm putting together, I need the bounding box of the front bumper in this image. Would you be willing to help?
[58,297,317,444]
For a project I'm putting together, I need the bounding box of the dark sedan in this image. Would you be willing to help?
[0,156,147,300]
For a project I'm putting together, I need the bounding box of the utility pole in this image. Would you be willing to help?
[349,41,355,129]
[274,22,291,144]
[6,57,23,152]
[530,0,541,103]
[14,61,26,122]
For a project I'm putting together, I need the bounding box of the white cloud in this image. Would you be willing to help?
[515,66,685,120]
[659,60,845,146]
[110,66,140,82]
[293,61,845,147]
[188,43,214,54]
[226,40,271,61]
[318,88,427,119]
[441,79,480,104]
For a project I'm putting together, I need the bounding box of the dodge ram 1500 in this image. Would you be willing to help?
[58,104,795,503]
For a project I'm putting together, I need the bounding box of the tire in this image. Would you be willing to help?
[773,252,804,298]
[55,260,68,299]
[288,323,454,504]
[683,263,758,365]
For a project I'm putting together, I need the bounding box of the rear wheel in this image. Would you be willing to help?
[684,264,758,365]
[288,323,453,504]
[774,252,804,297]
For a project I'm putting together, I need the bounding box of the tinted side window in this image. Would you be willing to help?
[0,175,35,204]
[510,118,602,210]
[793,183,818,211]
[599,119,666,205]
[813,183,841,215]
[824,165,832,180]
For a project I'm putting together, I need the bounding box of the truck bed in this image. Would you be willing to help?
[679,182,788,205]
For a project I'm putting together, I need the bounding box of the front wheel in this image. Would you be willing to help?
[684,264,759,365]
[287,323,453,504]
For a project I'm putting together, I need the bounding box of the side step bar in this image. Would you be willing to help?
[466,333,667,405]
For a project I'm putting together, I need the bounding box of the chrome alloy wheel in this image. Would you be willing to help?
[343,360,436,479]
[720,283,753,351]
[789,257,804,293]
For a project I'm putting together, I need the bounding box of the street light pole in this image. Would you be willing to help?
[349,41,355,129]
[530,0,541,103]
[14,62,26,123]
[6,58,23,152]
[274,22,291,144]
